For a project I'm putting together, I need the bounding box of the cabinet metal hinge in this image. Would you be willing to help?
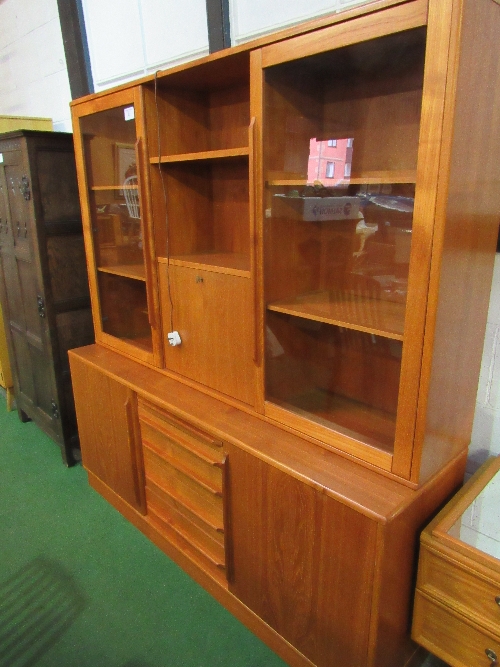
[51,400,59,420]
[20,176,31,201]
[37,295,46,318]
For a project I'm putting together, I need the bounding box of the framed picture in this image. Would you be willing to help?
[115,143,136,196]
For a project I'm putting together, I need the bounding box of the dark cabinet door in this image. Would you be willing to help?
[0,144,62,449]
[0,131,94,465]
[4,151,32,257]
[0,166,14,253]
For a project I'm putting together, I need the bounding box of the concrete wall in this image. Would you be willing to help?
[0,0,72,131]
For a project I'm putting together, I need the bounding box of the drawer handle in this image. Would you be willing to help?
[485,648,498,666]
[495,595,500,607]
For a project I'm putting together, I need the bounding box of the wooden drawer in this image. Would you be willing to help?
[139,398,228,581]
[138,398,224,463]
[143,445,224,528]
[146,480,225,573]
[413,591,500,667]
[140,418,223,492]
[418,545,500,636]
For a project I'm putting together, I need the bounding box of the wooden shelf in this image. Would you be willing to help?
[159,253,250,277]
[120,335,153,353]
[91,185,138,191]
[151,147,249,164]
[269,389,396,455]
[267,290,405,340]
[97,264,146,281]
[267,170,417,187]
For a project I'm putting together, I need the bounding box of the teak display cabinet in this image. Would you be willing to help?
[68,1,500,665]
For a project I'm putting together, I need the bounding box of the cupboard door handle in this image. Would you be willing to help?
[495,595,500,607]
[125,395,145,511]
[485,648,498,666]
[135,136,157,331]
[249,116,260,366]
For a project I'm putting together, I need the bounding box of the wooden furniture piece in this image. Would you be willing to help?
[0,130,94,465]
[413,456,500,667]
[0,119,53,413]
[0,116,53,133]
[68,0,500,664]
[0,303,14,410]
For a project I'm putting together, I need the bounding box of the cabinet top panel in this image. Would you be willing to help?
[69,344,458,522]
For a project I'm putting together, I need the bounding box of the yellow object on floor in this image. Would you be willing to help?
[0,304,14,411]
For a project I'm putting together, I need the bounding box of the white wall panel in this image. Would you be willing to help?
[141,0,209,71]
[228,0,373,44]
[81,0,145,88]
[82,0,209,91]
[0,0,72,131]
[229,0,339,43]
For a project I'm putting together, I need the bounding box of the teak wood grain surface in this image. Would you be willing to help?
[67,1,500,666]
[413,456,500,667]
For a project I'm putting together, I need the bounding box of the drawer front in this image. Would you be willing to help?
[147,481,225,569]
[139,398,228,581]
[141,419,223,492]
[413,591,500,667]
[138,398,224,461]
[143,446,224,527]
[419,546,500,635]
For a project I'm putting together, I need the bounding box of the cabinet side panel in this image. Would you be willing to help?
[228,444,377,667]
[371,456,465,667]
[416,0,500,483]
[36,148,81,223]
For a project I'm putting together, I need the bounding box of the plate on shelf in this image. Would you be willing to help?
[368,196,414,213]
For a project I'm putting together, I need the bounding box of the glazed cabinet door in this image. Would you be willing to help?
[69,352,146,513]
[257,0,452,478]
[71,89,159,366]
[227,444,379,667]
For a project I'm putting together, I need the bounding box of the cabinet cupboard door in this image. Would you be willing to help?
[160,263,256,406]
[228,444,378,667]
[69,354,146,513]
[0,144,61,442]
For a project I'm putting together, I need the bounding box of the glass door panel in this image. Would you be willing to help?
[264,27,426,452]
[79,104,152,352]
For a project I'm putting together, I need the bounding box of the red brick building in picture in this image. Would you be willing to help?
[307,137,354,185]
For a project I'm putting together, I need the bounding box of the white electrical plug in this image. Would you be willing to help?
[167,331,182,347]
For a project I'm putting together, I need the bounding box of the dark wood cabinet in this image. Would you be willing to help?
[0,130,94,465]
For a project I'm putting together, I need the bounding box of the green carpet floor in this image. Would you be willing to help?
[0,395,287,667]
